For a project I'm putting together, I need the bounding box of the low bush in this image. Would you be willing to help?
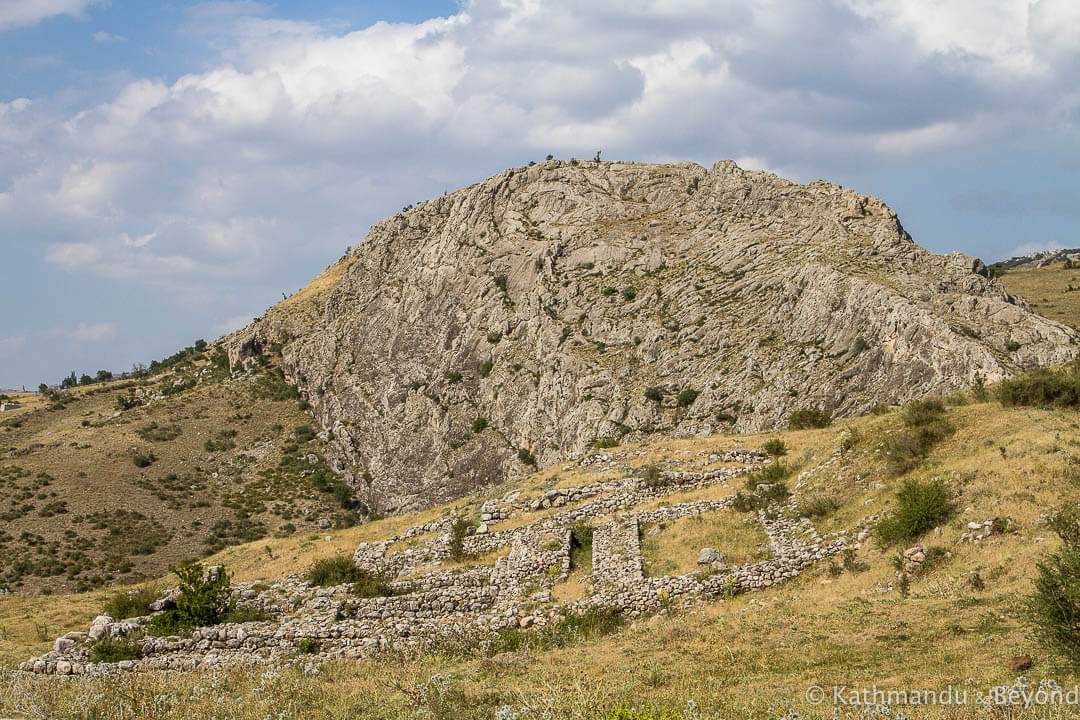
[882,399,955,474]
[104,586,158,620]
[642,464,668,488]
[676,388,699,407]
[222,605,272,624]
[351,570,396,599]
[998,362,1080,408]
[762,438,787,457]
[296,637,320,655]
[1030,504,1080,663]
[132,452,157,468]
[744,462,789,490]
[492,607,623,653]
[89,634,143,663]
[305,554,365,587]
[731,481,790,512]
[644,387,663,403]
[471,417,488,433]
[788,409,831,429]
[798,495,839,519]
[875,478,954,546]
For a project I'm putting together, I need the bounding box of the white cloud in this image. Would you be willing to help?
[72,322,117,342]
[46,242,102,267]
[92,30,124,43]
[4,0,1079,309]
[0,0,104,30]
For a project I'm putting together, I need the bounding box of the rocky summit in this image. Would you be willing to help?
[224,159,1077,513]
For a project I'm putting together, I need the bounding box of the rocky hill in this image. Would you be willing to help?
[224,160,1078,514]
[991,247,1080,271]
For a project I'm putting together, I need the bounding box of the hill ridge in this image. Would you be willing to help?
[223,159,1078,514]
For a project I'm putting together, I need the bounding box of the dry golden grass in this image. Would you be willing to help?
[1000,261,1080,331]
[642,511,771,577]
[4,391,1080,718]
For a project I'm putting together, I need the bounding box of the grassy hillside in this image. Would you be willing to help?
[0,262,1077,718]
[3,379,1080,717]
[0,348,364,596]
[1000,260,1080,332]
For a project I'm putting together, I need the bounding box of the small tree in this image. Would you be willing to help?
[1030,505,1080,663]
[174,563,233,627]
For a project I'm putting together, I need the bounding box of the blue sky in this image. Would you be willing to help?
[1,0,1078,389]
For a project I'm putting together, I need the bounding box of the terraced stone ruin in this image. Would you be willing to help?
[22,446,853,675]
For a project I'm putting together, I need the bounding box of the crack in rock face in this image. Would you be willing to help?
[221,159,1079,513]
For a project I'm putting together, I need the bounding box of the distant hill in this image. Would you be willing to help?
[991,247,1080,271]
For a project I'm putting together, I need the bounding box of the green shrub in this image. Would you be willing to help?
[788,409,832,429]
[104,586,158,620]
[1049,506,1080,550]
[744,462,789,490]
[517,448,537,467]
[901,398,946,427]
[798,495,839,518]
[998,362,1080,408]
[731,481,790,512]
[136,422,181,442]
[332,483,354,508]
[676,388,699,407]
[621,287,637,302]
[762,438,787,457]
[875,478,954,545]
[147,563,234,635]
[1006,340,1022,352]
[486,331,502,344]
[296,637,320,655]
[602,286,617,297]
[448,516,475,561]
[132,452,157,468]
[642,464,667,488]
[471,417,488,433]
[351,570,396,599]
[1029,505,1080,663]
[592,437,619,449]
[305,554,364,587]
[222,605,272,623]
[89,634,143,663]
[444,370,462,383]
[204,429,238,452]
[882,399,955,473]
[644,387,663,403]
[569,523,593,571]
[480,359,494,378]
[491,607,623,653]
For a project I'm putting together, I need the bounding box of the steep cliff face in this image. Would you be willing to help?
[224,160,1078,512]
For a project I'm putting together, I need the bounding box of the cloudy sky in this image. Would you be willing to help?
[1,0,1078,389]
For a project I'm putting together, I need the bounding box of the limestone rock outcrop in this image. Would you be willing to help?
[223,160,1077,512]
